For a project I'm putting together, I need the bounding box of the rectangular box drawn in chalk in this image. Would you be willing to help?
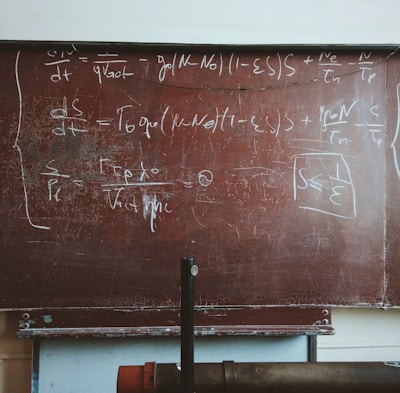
[293,153,356,219]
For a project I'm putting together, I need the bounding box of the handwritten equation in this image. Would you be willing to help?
[47,94,383,149]
[43,45,381,86]
[293,153,356,219]
[12,45,388,233]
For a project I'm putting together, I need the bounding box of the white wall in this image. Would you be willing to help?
[0,0,400,45]
[318,308,400,361]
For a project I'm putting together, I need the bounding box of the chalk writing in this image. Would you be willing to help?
[143,194,173,233]
[304,51,377,84]
[44,45,134,84]
[44,47,76,82]
[45,96,302,141]
[40,46,383,87]
[44,95,385,154]
[92,52,134,85]
[293,153,356,219]
[319,100,383,148]
[50,96,88,136]
[155,51,377,84]
[391,83,400,179]
[14,50,50,230]
[198,170,214,187]
[40,159,83,202]
[11,45,387,235]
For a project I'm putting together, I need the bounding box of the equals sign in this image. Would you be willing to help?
[96,119,113,126]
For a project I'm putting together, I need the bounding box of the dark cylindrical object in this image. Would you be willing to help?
[181,257,196,393]
[307,335,317,362]
[118,361,400,393]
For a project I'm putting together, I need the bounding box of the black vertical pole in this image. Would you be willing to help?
[307,335,317,362]
[181,257,197,393]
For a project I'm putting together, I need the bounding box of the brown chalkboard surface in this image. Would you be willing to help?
[1,43,399,310]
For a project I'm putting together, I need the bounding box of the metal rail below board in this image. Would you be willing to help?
[17,306,333,338]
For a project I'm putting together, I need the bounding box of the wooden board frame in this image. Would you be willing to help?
[0,43,400,336]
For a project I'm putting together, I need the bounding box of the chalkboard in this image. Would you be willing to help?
[1,43,399,310]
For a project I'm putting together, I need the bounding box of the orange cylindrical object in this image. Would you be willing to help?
[143,362,155,393]
[117,362,155,393]
[117,365,144,393]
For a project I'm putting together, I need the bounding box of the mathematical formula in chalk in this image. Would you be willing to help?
[11,45,387,233]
